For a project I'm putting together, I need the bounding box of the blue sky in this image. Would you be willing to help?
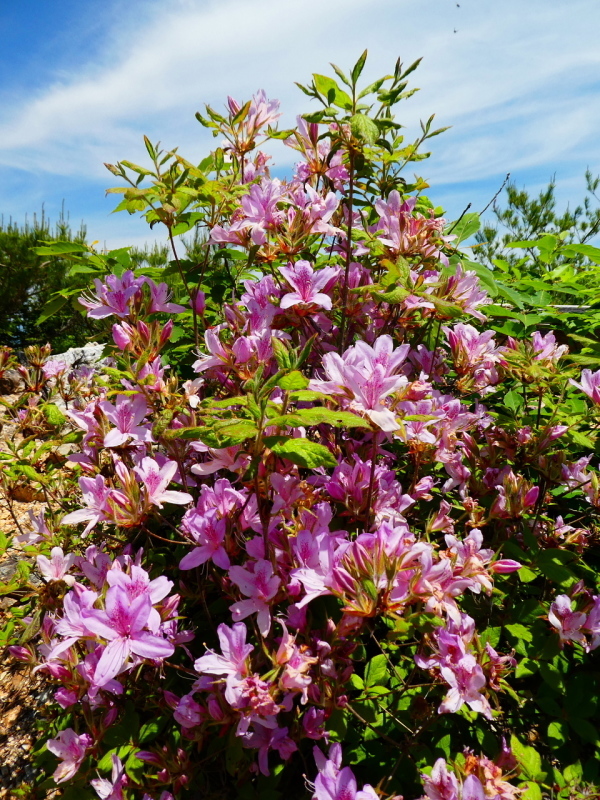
[0,0,599,249]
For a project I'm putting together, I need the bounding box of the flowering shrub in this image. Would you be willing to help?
[3,52,600,800]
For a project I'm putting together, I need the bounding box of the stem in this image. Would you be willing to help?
[364,431,379,531]
[168,227,199,350]
[337,148,356,354]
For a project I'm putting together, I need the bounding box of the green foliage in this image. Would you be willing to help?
[0,209,99,350]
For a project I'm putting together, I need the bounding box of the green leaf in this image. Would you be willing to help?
[36,295,69,324]
[17,465,46,483]
[510,735,544,781]
[518,566,538,583]
[211,421,258,446]
[138,716,167,744]
[97,745,135,772]
[536,551,577,588]
[505,623,533,643]
[269,407,370,430]
[364,654,389,687]
[562,243,600,263]
[460,259,498,296]
[447,213,480,244]
[288,390,330,403]
[18,608,42,644]
[504,389,524,412]
[43,403,67,427]
[277,371,309,391]
[268,438,337,469]
[349,673,364,691]
[568,717,599,744]
[539,662,563,692]
[494,281,528,309]
[519,781,543,800]
[351,49,368,84]
[33,241,88,255]
[515,658,538,678]
[547,721,568,748]
[312,74,353,108]
[350,114,379,145]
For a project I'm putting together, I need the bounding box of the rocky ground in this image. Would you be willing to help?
[0,397,58,798]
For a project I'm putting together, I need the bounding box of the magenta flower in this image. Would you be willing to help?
[42,359,68,380]
[309,335,409,431]
[438,265,491,322]
[211,178,285,246]
[173,694,205,729]
[37,547,76,587]
[548,594,587,646]
[79,270,143,319]
[443,323,502,390]
[532,330,568,362]
[421,758,460,800]
[194,622,253,705]
[193,328,231,374]
[374,190,453,264]
[101,394,153,448]
[47,587,99,660]
[147,281,185,314]
[279,261,340,311]
[61,475,116,535]
[229,559,281,636]
[90,754,127,800]
[584,596,600,652]
[312,744,379,800]
[83,586,175,687]
[134,457,193,509]
[570,368,600,404]
[439,654,492,719]
[46,728,92,783]
[179,509,230,570]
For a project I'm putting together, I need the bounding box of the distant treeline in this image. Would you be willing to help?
[0,208,175,352]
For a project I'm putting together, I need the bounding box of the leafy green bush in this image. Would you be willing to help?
[2,52,600,800]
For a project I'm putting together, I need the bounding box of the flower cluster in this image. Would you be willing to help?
[8,65,600,800]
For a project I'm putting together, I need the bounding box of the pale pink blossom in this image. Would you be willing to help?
[46,728,92,783]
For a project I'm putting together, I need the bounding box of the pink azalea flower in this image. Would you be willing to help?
[309,335,409,432]
[46,728,92,783]
[147,281,186,314]
[570,368,600,404]
[374,190,453,264]
[101,394,153,448]
[532,330,568,362]
[83,585,175,687]
[195,622,253,705]
[37,547,76,587]
[421,758,460,800]
[179,509,230,570]
[583,596,600,652]
[42,359,68,380]
[79,270,143,319]
[61,475,116,535]
[279,261,340,311]
[548,594,587,646]
[229,559,281,636]
[90,754,127,800]
[439,654,492,719]
[312,744,379,800]
[134,457,193,509]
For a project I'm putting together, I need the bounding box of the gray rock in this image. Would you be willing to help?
[0,369,24,394]
[46,342,107,370]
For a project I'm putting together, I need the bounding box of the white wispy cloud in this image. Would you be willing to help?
[0,0,598,245]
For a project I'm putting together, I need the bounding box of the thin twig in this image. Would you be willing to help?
[446,202,472,235]
[479,172,510,216]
